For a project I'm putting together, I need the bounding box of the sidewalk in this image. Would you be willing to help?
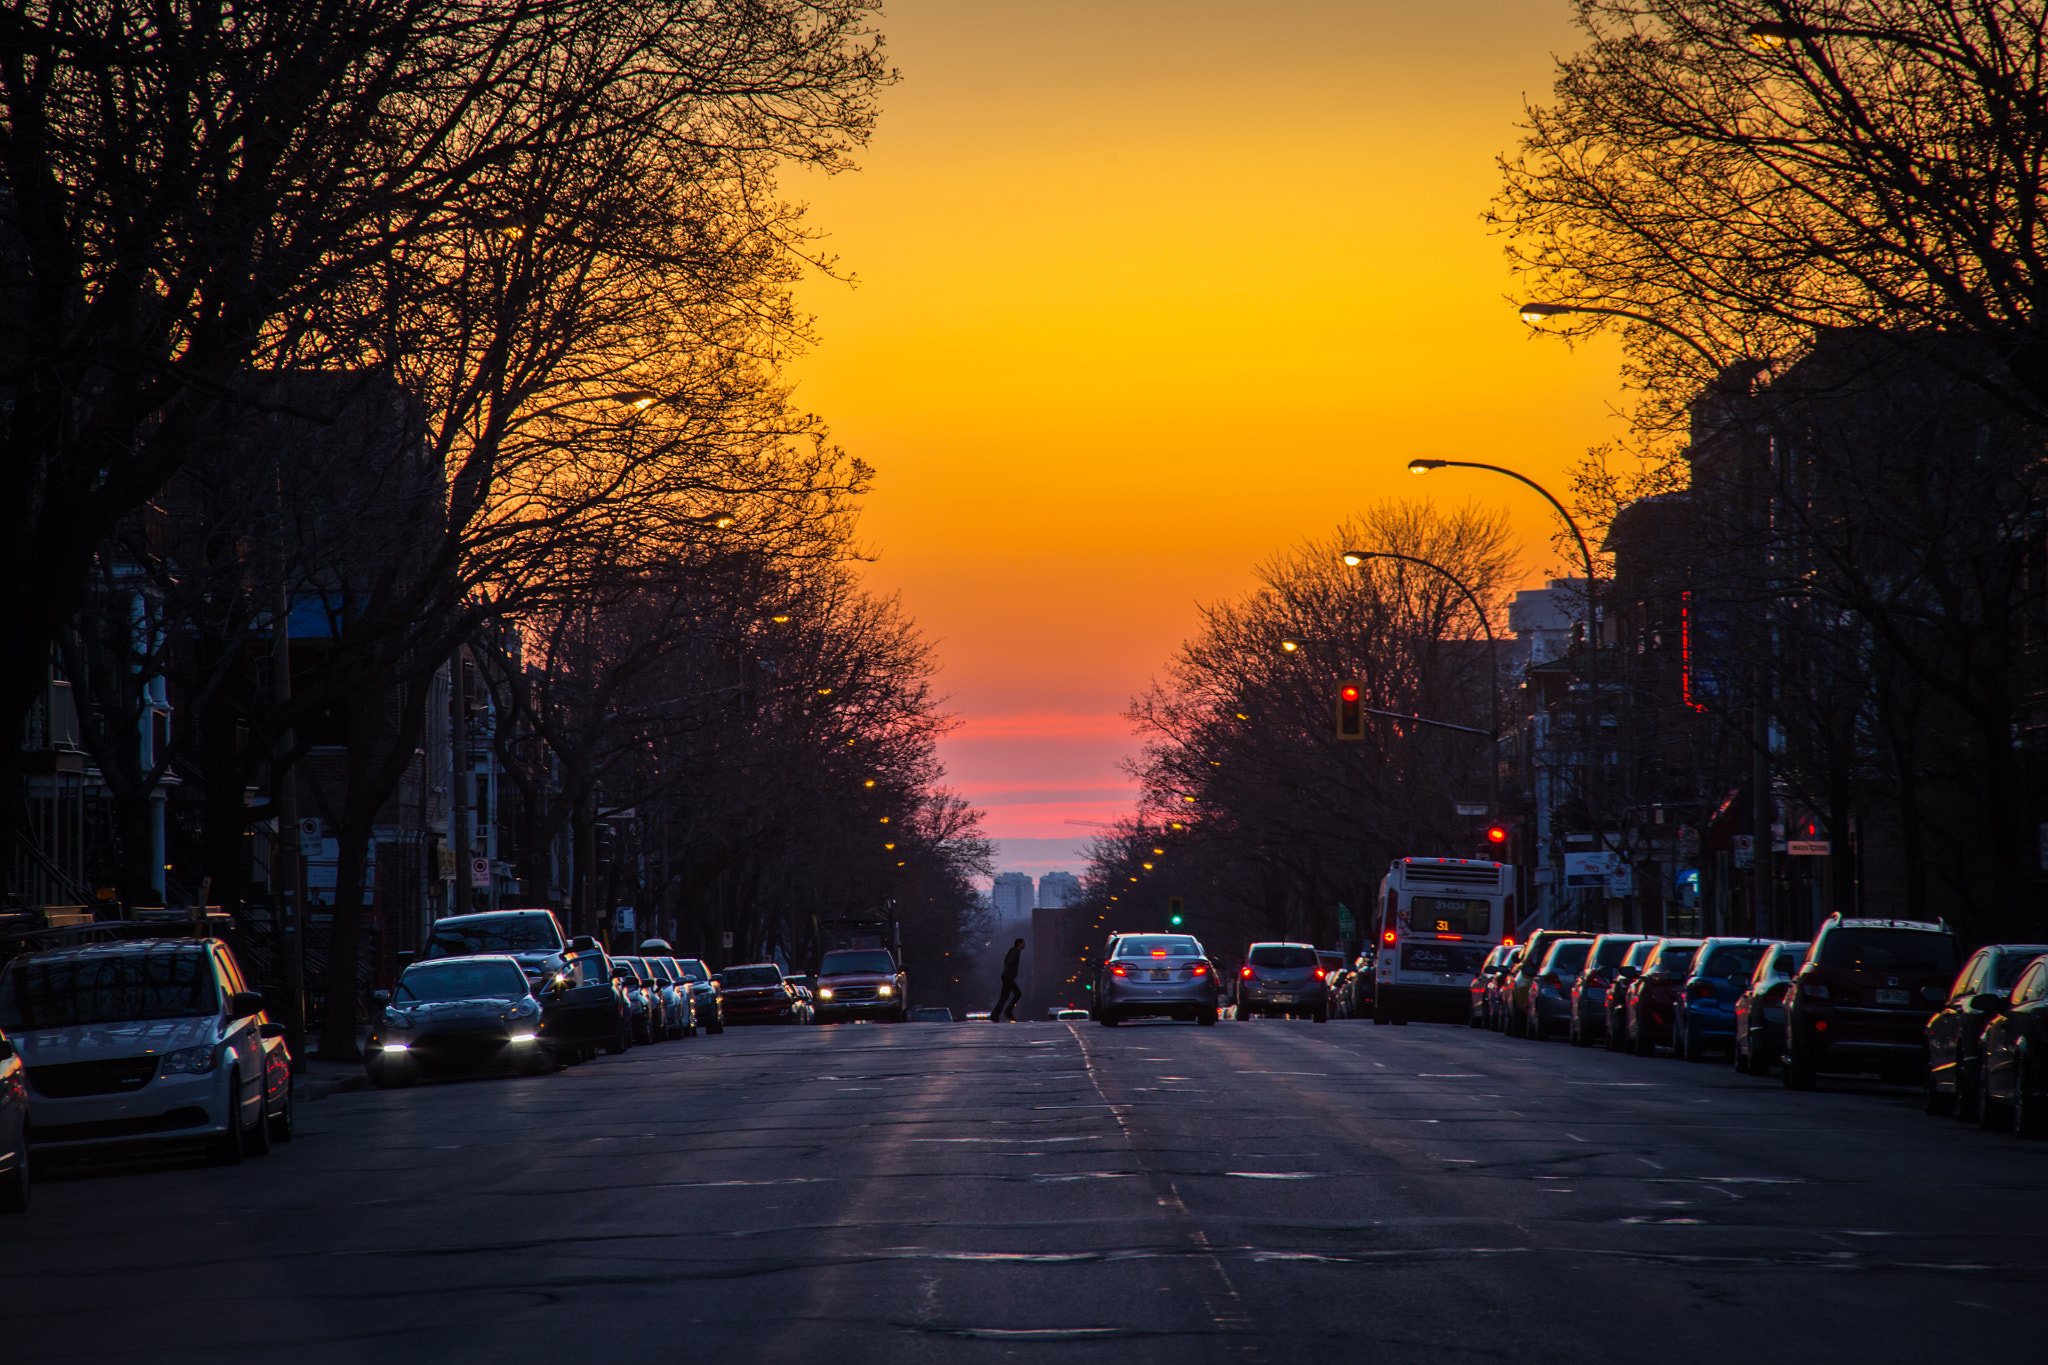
[294,1026,371,1102]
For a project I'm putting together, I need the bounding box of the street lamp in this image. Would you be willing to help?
[1342,548,1500,816]
[1408,456,1610,899]
[1514,300,1720,366]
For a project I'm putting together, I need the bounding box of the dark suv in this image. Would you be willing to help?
[1783,915,1959,1090]
[814,948,909,1023]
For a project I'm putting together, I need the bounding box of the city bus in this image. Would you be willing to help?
[1372,857,1514,1024]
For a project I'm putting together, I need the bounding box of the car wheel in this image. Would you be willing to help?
[1978,1084,2009,1131]
[1198,1009,1217,1026]
[208,1072,247,1165]
[709,1013,725,1035]
[606,1021,629,1055]
[0,1120,28,1214]
[1099,1010,1120,1026]
[1680,1021,1707,1063]
[2015,1074,2048,1139]
[1958,1070,1982,1123]
[1782,1048,1817,1091]
[1314,1006,1329,1023]
[267,1077,296,1144]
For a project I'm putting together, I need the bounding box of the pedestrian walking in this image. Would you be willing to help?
[992,937,1024,1021]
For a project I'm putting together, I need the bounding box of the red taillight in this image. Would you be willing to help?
[1814,1018,1828,1031]
[1314,968,1326,980]
[1382,930,1396,945]
[1192,962,1208,975]
[1111,964,1127,977]
[1687,981,1715,999]
[1151,949,1166,957]
[1240,965,1253,978]
[1502,936,1516,947]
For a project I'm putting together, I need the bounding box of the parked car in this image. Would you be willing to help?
[1925,942,2048,1119]
[1673,938,1786,1061]
[718,964,804,1024]
[644,957,698,1037]
[1525,937,1594,1041]
[367,955,551,1086]
[1783,915,1959,1089]
[611,956,667,1044]
[913,1006,957,1022]
[1485,945,1524,1030]
[0,1026,29,1211]
[671,958,724,1034]
[1235,941,1325,1022]
[1505,930,1593,1038]
[1603,939,1661,1051]
[1977,953,2048,1137]
[536,948,630,1060]
[1099,934,1220,1025]
[1317,951,1350,1016]
[423,908,574,985]
[619,956,687,1040]
[1733,942,1806,1077]
[0,938,285,1165]
[1470,944,1513,1027]
[1624,938,1702,1055]
[814,948,910,1023]
[1568,934,1647,1047]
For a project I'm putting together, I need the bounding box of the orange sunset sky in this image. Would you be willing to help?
[788,0,1631,885]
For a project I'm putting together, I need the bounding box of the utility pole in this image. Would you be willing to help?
[273,544,306,1072]
[450,648,469,917]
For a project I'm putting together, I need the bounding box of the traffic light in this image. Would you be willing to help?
[1335,680,1364,740]
[1485,823,1509,847]
[1168,896,1185,927]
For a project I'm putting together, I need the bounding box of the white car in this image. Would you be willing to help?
[0,938,289,1165]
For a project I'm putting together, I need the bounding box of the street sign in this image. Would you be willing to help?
[1733,834,1754,869]
[615,905,636,934]
[1564,851,1619,888]
[1607,863,1633,896]
[1454,802,1488,816]
[297,817,322,858]
[469,856,491,888]
[1337,903,1356,937]
[721,930,735,950]
[1787,840,1831,856]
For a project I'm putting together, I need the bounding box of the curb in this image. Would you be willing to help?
[297,1069,368,1103]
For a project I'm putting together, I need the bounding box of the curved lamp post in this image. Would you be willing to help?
[1342,549,1500,816]
[1515,300,1721,367]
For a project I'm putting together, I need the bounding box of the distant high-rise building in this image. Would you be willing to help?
[991,872,1034,921]
[1037,871,1081,908]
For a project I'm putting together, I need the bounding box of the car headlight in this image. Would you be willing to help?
[508,1032,539,1044]
[382,1040,411,1052]
[160,1045,218,1075]
[877,984,894,997]
[818,988,834,1000]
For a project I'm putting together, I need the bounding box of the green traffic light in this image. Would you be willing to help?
[1169,914,1184,926]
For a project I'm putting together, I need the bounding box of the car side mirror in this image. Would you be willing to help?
[259,1022,287,1039]
[1969,992,2006,1015]
[372,989,392,1008]
[226,990,266,1019]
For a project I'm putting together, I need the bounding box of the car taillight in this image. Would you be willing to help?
[1502,936,1515,947]
[1382,930,1396,945]
[1314,968,1326,980]
[1111,964,1127,977]
[1688,981,1715,998]
[1800,973,1830,1000]
[1240,965,1253,978]
[1191,962,1208,975]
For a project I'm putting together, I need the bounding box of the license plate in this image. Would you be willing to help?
[1875,988,1909,1005]
[1273,994,1297,1004]
[1151,970,1168,981]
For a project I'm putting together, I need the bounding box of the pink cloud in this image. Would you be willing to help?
[950,710,1133,740]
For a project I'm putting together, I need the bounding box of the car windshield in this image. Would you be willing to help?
[1818,929,1957,974]
[0,950,218,1029]
[1592,938,1641,967]
[675,959,709,982]
[1649,945,1700,975]
[1248,944,1317,969]
[614,957,649,981]
[1406,895,1492,936]
[1622,942,1657,969]
[1994,951,2048,991]
[1701,943,1768,980]
[723,965,782,987]
[1546,941,1591,973]
[821,950,898,975]
[397,960,531,1003]
[425,914,562,957]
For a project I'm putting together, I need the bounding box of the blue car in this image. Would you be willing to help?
[1674,938,1793,1062]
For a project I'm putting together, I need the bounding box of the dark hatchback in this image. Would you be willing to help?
[1783,915,1959,1089]
[1625,938,1702,1056]
[1569,934,1646,1047]
[1926,942,2048,1120]
[1978,954,2048,1137]
[536,949,630,1061]
[1733,942,1805,1077]
[719,964,802,1024]
[366,956,551,1086]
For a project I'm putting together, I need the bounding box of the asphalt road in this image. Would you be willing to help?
[4,1016,2044,1363]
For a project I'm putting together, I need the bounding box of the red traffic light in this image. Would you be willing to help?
[1485,823,1509,845]
[1335,679,1364,740]
[1340,685,1360,702]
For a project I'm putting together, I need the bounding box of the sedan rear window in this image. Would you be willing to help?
[1648,946,1699,976]
[723,966,782,987]
[1818,929,1957,975]
[821,950,899,974]
[1700,944,1767,980]
[1118,936,1201,959]
[0,951,218,1028]
[674,959,710,982]
[1248,945,1317,969]
[1993,951,2048,991]
[425,913,563,957]
[397,961,530,1003]
[1545,941,1591,973]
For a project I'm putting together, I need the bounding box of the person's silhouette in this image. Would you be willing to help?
[992,937,1024,1021]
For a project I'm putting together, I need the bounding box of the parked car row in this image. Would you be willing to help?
[1467,912,2048,1137]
